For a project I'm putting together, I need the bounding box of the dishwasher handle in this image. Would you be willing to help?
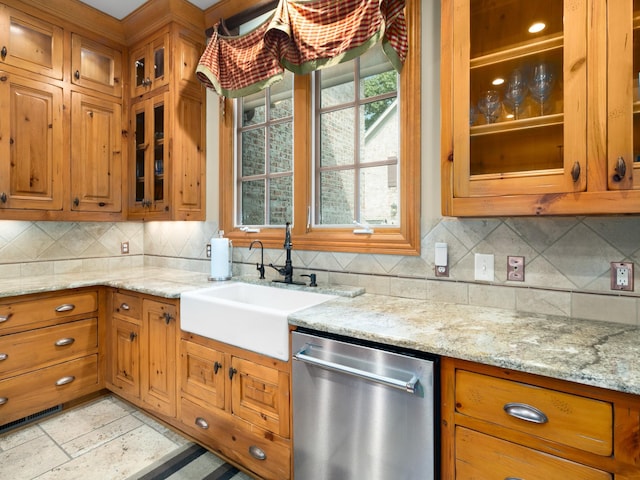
[294,346,420,394]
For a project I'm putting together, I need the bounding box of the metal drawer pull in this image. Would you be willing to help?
[503,402,548,424]
[195,417,209,429]
[505,478,524,480]
[55,338,75,347]
[294,346,420,394]
[0,397,7,405]
[120,303,130,311]
[0,353,7,361]
[0,313,12,323]
[249,445,266,461]
[55,304,76,313]
[55,376,76,386]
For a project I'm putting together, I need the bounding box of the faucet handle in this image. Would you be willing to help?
[301,274,317,287]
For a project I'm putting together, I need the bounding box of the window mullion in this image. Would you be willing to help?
[353,59,362,223]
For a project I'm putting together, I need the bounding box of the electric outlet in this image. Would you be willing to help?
[474,253,494,282]
[611,262,634,291]
[435,265,449,277]
[507,256,525,282]
[121,241,129,254]
[206,243,211,258]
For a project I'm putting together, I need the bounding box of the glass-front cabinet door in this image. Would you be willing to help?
[131,93,169,216]
[0,5,63,79]
[70,34,122,97]
[130,32,168,98]
[452,0,587,198]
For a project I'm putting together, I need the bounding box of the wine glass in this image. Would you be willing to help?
[503,69,528,120]
[469,104,477,126]
[529,62,555,116]
[477,90,501,124]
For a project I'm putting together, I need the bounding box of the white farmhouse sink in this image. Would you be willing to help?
[180,283,336,360]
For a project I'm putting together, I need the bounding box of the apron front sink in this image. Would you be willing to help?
[180,282,335,360]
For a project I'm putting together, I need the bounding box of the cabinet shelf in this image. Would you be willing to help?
[471,113,563,137]
[470,35,564,70]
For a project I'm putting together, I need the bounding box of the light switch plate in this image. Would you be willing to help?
[474,253,494,282]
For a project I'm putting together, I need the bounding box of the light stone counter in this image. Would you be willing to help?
[289,293,640,396]
[0,266,638,396]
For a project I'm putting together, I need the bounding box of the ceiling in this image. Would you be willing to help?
[78,0,220,20]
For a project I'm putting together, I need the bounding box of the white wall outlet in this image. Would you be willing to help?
[611,262,634,291]
[435,242,448,277]
[474,253,494,282]
[121,241,129,254]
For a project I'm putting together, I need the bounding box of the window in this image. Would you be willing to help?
[237,72,294,225]
[218,0,420,255]
[315,46,399,227]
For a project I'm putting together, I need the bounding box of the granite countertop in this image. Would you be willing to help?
[1,266,638,396]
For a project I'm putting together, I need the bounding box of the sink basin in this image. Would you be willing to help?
[180,283,335,360]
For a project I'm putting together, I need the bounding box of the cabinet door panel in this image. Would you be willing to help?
[231,357,290,438]
[0,73,63,211]
[110,316,140,398]
[71,34,122,97]
[130,93,169,218]
[173,95,204,219]
[130,32,168,98]
[0,6,63,79]
[141,299,176,417]
[180,340,225,410]
[449,0,587,198]
[70,92,122,212]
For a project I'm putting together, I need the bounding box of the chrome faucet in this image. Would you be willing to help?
[249,240,265,279]
[269,222,304,285]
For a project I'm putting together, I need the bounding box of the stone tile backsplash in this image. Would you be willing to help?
[1,217,639,325]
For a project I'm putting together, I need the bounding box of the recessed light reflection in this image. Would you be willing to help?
[492,78,505,86]
[529,22,546,33]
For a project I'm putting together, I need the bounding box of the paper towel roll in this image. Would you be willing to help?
[210,237,232,280]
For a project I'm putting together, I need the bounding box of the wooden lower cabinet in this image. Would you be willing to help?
[0,289,102,426]
[441,357,640,479]
[178,333,292,480]
[106,290,177,419]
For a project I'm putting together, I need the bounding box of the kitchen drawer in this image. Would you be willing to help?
[456,427,611,479]
[180,397,290,480]
[112,292,142,321]
[455,370,613,455]
[0,291,98,335]
[0,318,98,378]
[0,354,99,426]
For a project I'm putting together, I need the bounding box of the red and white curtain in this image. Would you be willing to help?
[196,0,407,98]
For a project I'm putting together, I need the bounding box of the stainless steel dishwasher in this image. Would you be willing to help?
[292,329,438,479]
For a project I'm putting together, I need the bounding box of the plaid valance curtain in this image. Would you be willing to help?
[196,0,407,98]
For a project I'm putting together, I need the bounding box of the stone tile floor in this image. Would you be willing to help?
[0,395,246,479]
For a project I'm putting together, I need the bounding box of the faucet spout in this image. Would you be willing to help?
[249,240,265,279]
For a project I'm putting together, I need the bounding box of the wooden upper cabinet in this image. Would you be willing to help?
[0,72,63,211]
[441,0,640,215]
[172,94,205,219]
[0,5,63,79]
[446,0,587,200]
[70,34,123,97]
[70,92,123,213]
[130,30,169,98]
[129,92,170,218]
